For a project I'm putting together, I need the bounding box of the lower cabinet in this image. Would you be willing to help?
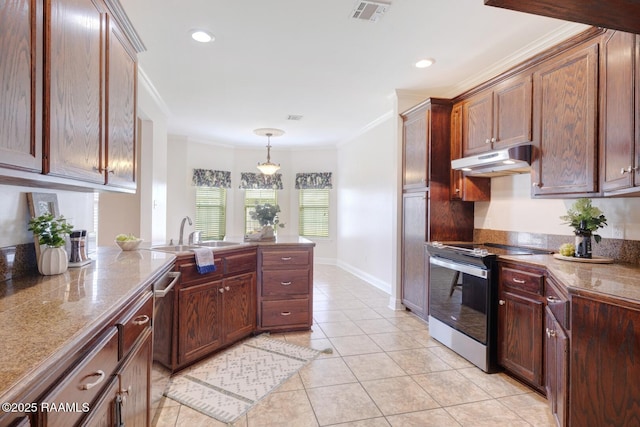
[545,306,568,427]
[116,330,152,427]
[497,263,545,393]
[401,192,429,319]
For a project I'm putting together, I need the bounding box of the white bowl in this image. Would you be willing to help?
[115,239,142,251]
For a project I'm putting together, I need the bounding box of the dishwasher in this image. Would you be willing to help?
[150,270,180,422]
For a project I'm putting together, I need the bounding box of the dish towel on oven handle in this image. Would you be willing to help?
[193,248,216,274]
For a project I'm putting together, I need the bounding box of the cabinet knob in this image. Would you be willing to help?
[225,286,230,291]
[532,182,542,188]
[491,137,496,143]
[219,288,224,293]
[621,166,638,174]
[485,138,491,144]
[455,188,460,193]
[546,327,556,338]
[499,300,505,306]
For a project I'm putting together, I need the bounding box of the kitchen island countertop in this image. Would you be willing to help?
[0,247,175,404]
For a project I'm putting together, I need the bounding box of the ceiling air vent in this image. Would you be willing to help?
[350,1,390,22]
[287,115,303,121]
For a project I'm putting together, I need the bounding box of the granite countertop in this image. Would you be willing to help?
[0,247,175,403]
[499,254,640,303]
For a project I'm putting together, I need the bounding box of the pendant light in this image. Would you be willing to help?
[254,128,284,175]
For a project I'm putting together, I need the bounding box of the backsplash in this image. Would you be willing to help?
[0,243,38,282]
[475,228,640,265]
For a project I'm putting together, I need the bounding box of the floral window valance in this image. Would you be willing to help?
[239,172,283,190]
[295,172,333,189]
[192,169,231,188]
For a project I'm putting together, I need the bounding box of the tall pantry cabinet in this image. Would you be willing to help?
[401,98,474,320]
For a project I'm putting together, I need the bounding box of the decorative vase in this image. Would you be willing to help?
[574,221,592,258]
[39,246,69,275]
[260,225,275,241]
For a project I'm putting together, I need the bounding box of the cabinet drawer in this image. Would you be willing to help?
[501,267,544,295]
[261,299,310,327]
[118,293,153,359]
[41,328,119,427]
[178,259,224,284]
[225,251,257,275]
[261,249,310,267]
[262,269,310,296]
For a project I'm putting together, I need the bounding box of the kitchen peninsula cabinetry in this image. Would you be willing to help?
[570,292,640,426]
[401,99,474,320]
[257,245,314,331]
[600,31,640,196]
[531,40,599,197]
[155,248,257,371]
[450,103,491,201]
[460,74,532,157]
[497,263,545,392]
[545,277,569,427]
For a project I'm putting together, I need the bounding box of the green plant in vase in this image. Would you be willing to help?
[559,198,607,258]
[249,203,285,240]
[28,213,74,275]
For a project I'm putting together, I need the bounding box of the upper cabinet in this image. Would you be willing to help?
[531,40,599,197]
[461,74,533,156]
[600,31,640,196]
[1,0,141,192]
[402,98,452,191]
[0,0,43,172]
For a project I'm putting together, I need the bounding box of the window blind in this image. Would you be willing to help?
[195,187,226,240]
[299,189,329,237]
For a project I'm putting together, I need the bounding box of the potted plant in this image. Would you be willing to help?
[28,213,74,275]
[559,198,607,258]
[249,203,285,240]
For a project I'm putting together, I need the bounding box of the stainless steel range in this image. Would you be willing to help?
[425,242,551,373]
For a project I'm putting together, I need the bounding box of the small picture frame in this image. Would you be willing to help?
[26,192,61,261]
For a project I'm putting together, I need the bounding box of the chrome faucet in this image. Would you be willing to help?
[178,216,192,245]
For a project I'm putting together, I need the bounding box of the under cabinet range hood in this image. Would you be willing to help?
[451,144,532,177]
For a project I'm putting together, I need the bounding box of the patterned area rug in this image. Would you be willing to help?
[165,336,321,424]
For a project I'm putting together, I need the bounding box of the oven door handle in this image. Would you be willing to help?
[429,256,487,279]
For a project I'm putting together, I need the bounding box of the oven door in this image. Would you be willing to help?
[429,256,489,344]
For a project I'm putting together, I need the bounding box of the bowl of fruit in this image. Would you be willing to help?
[115,233,142,251]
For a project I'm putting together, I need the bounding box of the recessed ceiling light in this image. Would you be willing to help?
[191,30,214,43]
[415,58,435,68]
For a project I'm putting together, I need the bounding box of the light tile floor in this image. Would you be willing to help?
[153,264,555,427]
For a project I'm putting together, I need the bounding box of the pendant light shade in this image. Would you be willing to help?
[254,128,284,175]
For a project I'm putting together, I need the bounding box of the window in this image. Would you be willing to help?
[244,189,277,234]
[195,187,227,240]
[299,189,329,237]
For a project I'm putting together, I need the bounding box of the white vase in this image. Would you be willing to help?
[39,246,69,275]
[260,225,275,240]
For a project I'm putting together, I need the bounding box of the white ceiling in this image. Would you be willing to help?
[118,0,587,148]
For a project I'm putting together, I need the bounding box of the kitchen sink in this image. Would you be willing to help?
[196,240,243,248]
[150,245,201,253]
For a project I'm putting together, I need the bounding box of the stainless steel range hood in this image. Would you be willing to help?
[451,144,532,177]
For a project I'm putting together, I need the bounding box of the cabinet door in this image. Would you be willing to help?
[223,272,256,343]
[178,280,222,365]
[401,192,428,319]
[601,31,637,193]
[80,376,119,427]
[545,306,568,427]
[46,0,105,183]
[493,74,532,149]
[462,90,493,156]
[0,0,42,171]
[532,41,599,196]
[497,290,544,389]
[402,106,429,189]
[105,17,137,190]
[118,331,151,427]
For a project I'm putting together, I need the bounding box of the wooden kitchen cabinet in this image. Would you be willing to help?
[450,103,491,201]
[402,192,428,318]
[156,248,257,372]
[570,293,640,426]
[0,0,43,172]
[461,74,532,157]
[531,40,599,197]
[115,330,152,427]
[257,245,313,332]
[545,277,569,427]
[600,31,640,196]
[497,263,545,393]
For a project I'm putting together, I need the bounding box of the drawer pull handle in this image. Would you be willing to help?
[281,257,292,261]
[512,278,526,284]
[280,311,292,316]
[132,315,150,326]
[280,281,292,286]
[79,370,105,390]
